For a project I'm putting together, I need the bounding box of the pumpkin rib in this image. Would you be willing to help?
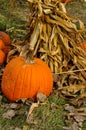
[13,66,24,100]
[2,57,24,101]
[39,66,47,94]
[2,67,13,100]
[0,50,5,64]
[32,59,53,96]
[24,65,32,98]
[0,31,11,45]
[0,39,5,50]
[26,62,42,98]
[38,64,53,96]
[28,58,53,97]
[20,64,32,98]
[12,58,27,100]
[19,65,29,99]
[37,64,47,91]
[29,64,37,98]
[31,63,46,97]
[11,58,23,100]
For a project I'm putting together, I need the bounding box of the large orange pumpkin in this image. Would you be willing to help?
[1,56,53,101]
[0,50,5,64]
[0,31,11,45]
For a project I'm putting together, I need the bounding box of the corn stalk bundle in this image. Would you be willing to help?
[10,0,86,104]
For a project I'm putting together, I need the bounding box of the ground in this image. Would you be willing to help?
[66,0,86,26]
[0,0,86,130]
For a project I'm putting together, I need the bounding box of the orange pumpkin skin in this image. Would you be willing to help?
[79,43,86,52]
[0,39,5,50]
[0,31,11,45]
[0,50,5,64]
[3,45,11,55]
[61,0,72,3]
[1,57,53,101]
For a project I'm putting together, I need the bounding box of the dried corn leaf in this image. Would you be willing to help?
[60,84,86,94]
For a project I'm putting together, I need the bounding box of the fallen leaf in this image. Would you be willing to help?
[22,125,29,130]
[78,122,83,127]
[51,103,63,109]
[62,126,71,130]
[74,115,86,122]
[37,93,47,102]
[64,104,75,113]
[1,103,10,109]
[26,102,39,123]
[2,109,15,119]
[70,122,79,130]
[14,127,21,130]
[10,103,18,109]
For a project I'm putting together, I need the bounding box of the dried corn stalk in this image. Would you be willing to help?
[24,0,86,103]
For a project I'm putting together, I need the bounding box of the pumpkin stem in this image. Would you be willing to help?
[25,50,34,64]
[19,21,40,64]
[20,44,34,64]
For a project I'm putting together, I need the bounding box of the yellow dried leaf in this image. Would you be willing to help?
[29,22,40,50]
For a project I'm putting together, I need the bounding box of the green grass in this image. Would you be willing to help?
[83,121,86,130]
[29,104,65,130]
[28,94,67,130]
[0,94,66,130]
[0,104,29,130]
[0,0,27,40]
[66,0,86,26]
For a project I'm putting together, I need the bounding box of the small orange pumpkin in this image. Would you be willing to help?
[0,39,5,50]
[1,56,53,101]
[78,43,86,52]
[0,31,11,45]
[0,50,5,64]
[3,45,11,55]
[61,0,72,3]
